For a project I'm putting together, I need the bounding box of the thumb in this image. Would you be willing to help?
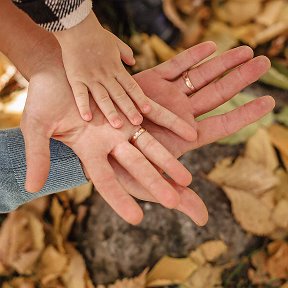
[22,126,51,193]
[116,38,136,66]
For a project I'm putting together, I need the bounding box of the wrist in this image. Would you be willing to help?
[54,11,102,43]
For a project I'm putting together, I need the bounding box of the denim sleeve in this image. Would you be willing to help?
[0,128,88,212]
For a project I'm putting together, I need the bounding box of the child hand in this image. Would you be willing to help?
[54,12,150,127]
[54,12,197,141]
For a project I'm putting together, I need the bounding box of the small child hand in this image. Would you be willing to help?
[54,12,197,142]
[54,12,151,127]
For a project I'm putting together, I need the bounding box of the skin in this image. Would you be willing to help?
[30,43,274,226]
[54,11,194,131]
[0,2,274,226]
[0,0,196,211]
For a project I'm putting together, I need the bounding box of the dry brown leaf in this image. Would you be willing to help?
[256,0,285,26]
[98,269,147,288]
[51,197,64,232]
[2,277,35,288]
[37,245,68,285]
[252,22,288,47]
[163,0,187,31]
[272,199,288,229]
[202,21,238,54]
[149,35,177,62]
[146,256,197,287]
[269,124,288,163]
[60,212,76,241]
[248,251,270,285]
[282,282,288,288]
[184,264,224,288]
[66,182,93,205]
[259,190,276,211]
[198,240,228,262]
[275,169,288,202]
[208,157,279,196]
[245,128,279,171]
[267,241,288,279]
[223,187,276,235]
[0,112,21,128]
[22,197,49,217]
[213,0,262,26]
[0,210,44,274]
[62,244,92,288]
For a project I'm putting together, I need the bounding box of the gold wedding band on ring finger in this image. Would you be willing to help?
[129,127,147,145]
[182,71,196,94]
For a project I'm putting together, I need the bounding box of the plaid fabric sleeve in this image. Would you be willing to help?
[12,0,93,32]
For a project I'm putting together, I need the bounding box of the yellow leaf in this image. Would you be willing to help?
[223,187,276,235]
[198,240,228,262]
[62,244,90,288]
[272,199,288,229]
[245,128,279,171]
[184,264,224,288]
[256,0,285,26]
[208,157,279,196]
[149,35,177,62]
[51,197,64,232]
[66,182,93,205]
[37,245,68,285]
[146,256,197,287]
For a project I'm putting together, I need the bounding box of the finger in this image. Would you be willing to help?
[112,142,180,209]
[111,159,208,226]
[145,99,197,141]
[103,78,143,125]
[116,69,152,114]
[83,155,143,225]
[195,96,275,148]
[190,56,271,117]
[116,37,136,66]
[154,41,217,80]
[70,81,92,121]
[175,46,254,95]
[132,131,192,186]
[89,81,123,128]
[21,125,51,193]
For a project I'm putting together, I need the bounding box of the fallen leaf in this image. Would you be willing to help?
[272,199,288,229]
[261,67,288,90]
[66,182,93,205]
[223,187,276,235]
[163,0,187,31]
[208,157,279,195]
[266,241,288,279]
[184,264,224,288]
[98,269,147,288]
[213,0,262,26]
[256,0,285,26]
[50,197,64,232]
[37,245,68,285]
[149,35,177,62]
[245,128,279,171]
[62,244,91,288]
[198,240,228,262]
[146,256,197,287]
[269,125,288,165]
[276,106,288,126]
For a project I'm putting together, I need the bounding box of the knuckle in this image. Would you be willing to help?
[126,81,138,93]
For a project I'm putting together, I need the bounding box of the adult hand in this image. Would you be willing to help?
[21,51,194,225]
[109,43,274,224]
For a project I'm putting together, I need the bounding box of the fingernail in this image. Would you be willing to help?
[83,113,92,121]
[113,118,123,128]
[142,104,151,113]
[133,114,143,125]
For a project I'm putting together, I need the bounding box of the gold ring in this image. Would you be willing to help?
[182,71,196,93]
[129,127,147,145]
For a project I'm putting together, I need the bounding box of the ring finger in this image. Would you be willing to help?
[175,46,254,95]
